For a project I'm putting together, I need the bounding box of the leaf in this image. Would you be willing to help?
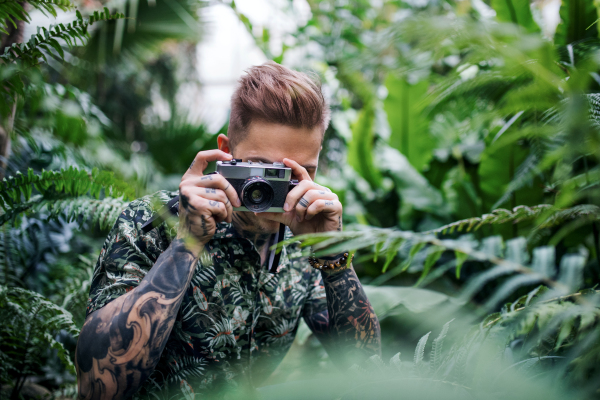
[384,74,434,171]
[347,103,382,189]
[431,319,454,373]
[416,246,444,286]
[414,331,431,365]
[455,251,469,279]
[554,0,600,47]
[557,254,587,293]
[490,0,540,33]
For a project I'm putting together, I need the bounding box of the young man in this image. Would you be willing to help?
[75,61,380,400]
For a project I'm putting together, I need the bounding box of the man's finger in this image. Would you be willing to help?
[182,174,241,208]
[305,199,342,221]
[185,186,234,223]
[185,150,233,178]
[283,158,311,181]
[294,189,338,222]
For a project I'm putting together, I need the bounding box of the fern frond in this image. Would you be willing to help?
[0,0,76,34]
[1,8,125,66]
[414,331,431,365]
[431,319,454,374]
[0,167,133,213]
[429,204,600,235]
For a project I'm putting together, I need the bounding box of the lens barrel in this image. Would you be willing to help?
[241,177,274,212]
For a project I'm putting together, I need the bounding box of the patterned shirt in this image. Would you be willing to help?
[86,191,327,399]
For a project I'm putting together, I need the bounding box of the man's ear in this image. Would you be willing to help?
[218,134,231,154]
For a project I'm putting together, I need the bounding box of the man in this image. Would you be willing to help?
[75,61,380,400]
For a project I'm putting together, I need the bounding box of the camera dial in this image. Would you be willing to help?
[241,177,274,212]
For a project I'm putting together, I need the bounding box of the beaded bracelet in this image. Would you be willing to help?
[308,252,353,270]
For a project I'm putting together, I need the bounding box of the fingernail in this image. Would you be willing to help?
[284,203,289,211]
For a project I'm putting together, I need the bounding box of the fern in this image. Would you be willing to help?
[427,204,600,235]
[1,8,125,66]
[0,0,76,34]
[0,167,133,211]
[430,319,454,374]
[414,331,431,365]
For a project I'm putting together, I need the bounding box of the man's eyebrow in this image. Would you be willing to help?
[247,157,317,171]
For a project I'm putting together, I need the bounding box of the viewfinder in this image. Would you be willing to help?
[265,169,278,177]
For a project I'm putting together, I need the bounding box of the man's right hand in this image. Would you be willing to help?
[177,150,242,253]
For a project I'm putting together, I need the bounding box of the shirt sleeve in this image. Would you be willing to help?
[85,192,174,317]
[302,266,327,318]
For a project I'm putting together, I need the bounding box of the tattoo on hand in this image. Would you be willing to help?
[200,215,208,235]
[338,216,342,231]
[206,188,216,194]
[319,191,325,194]
[180,194,196,211]
[209,200,219,207]
[189,160,195,169]
[299,197,309,208]
[324,201,334,206]
[201,175,212,181]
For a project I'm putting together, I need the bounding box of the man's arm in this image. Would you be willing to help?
[76,150,241,400]
[305,264,381,369]
[75,240,197,400]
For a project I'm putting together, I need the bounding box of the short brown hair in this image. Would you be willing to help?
[227,61,330,148]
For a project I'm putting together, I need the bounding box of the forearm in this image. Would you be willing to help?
[75,239,198,400]
[320,265,381,368]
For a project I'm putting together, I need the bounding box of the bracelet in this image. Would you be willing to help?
[308,252,353,270]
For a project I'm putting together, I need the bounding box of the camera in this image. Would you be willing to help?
[216,159,298,213]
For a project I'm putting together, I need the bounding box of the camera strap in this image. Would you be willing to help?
[267,223,286,274]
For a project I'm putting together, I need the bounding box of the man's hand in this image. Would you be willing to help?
[178,150,242,253]
[259,158,342,236]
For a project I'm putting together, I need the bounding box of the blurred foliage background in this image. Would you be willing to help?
[2,0,600,399]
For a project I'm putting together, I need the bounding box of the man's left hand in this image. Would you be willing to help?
[258,158,342,236]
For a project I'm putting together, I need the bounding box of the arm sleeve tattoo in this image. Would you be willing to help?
[304,266,381,369]
[75,239,198,400]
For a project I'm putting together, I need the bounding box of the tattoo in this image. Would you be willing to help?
[298,197,309,208]
[200,215,208,235]
[224,182,230,191]
[76,240,197,399]
[318,191,325,194]
[189,159,195,169]
[206,188,216,194]
[209,200,219,207]
[338,216,342,231]
[180,194,196,211]
[309,267,381,369]
[324,201,334,206]
[201,175,212,181]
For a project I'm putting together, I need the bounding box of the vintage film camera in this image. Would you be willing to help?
[216,159,298,213]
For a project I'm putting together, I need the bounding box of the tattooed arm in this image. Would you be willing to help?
[76,150,240,400]
[76,240,198,400]
[305,262,381,369]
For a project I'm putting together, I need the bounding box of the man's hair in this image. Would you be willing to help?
[227,61,330,148]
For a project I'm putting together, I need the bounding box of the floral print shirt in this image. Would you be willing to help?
[86,190,327,399]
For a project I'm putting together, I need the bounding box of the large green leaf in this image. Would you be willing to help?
[554,0,600,46]
[490,0,540,33]
[384,74,434,172]
[347,103,382,189]
[478,143,544,217]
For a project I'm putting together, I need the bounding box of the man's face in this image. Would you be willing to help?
[218,120,322,233]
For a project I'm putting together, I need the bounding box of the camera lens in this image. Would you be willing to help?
[250,189,263,203]
[241,177,274,212]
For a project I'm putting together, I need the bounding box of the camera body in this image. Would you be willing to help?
[216,160,298,213]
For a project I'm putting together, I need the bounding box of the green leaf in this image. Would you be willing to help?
[416,246,444,286]
[455,251,469,279]
[490,0,540,33]
[347,103,382,188]
[384,74,434,171]
[554,0,600,46]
